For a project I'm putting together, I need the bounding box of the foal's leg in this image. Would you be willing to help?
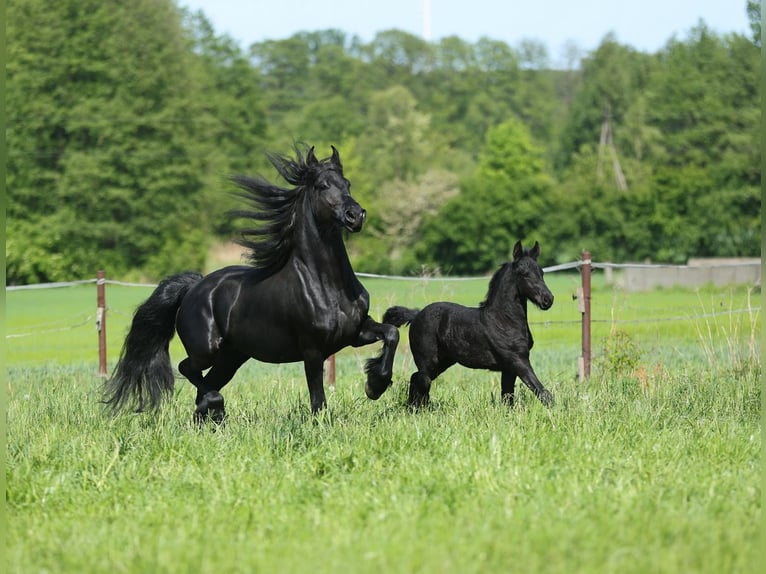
[409,353,453,408]
[512,357,554,407]
[355,317,400,400]
[500,371,518,406]
[408,371,432,408]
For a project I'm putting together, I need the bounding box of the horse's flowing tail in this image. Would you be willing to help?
[103,271,203,413]
[382,305,420,327]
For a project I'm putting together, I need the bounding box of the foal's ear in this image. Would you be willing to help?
[306,146,318,165]
[512,240,523,260]
[529,241,540,260]
[330,145,343,169]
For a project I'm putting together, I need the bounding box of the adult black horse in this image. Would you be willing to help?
[382,241,554,408]
[104,145,399,421]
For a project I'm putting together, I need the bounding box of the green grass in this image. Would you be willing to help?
[5,273,762,573]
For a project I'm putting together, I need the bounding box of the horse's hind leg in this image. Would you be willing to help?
[408,345,453,408]
[194,348,248,425]
[179,357,205,394]
[408,371,432,407]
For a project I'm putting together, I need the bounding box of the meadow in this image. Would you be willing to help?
[5,271,762,573]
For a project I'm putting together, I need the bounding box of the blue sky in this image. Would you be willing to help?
[179,0,751,64]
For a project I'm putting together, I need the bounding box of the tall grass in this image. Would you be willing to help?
[5,276,761,573]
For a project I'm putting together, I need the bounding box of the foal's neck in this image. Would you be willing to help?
[485,271,528,322]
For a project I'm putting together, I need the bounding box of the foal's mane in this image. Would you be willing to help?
[479,263,513,309]
[229,145,331,273]
[479,243,537,309]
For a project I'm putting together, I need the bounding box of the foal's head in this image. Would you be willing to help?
[511,240,554,310]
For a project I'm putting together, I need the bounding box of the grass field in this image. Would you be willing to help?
[5,271,762,573]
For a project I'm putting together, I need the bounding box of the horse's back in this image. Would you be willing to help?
[410,301,504,370]
[176,263,371,363]
[410,301,482,344]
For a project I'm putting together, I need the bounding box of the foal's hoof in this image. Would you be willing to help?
[408,393,430,410]
[539,389,555,407]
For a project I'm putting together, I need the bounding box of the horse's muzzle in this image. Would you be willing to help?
[538,293,554,310]
[343,206,366,232]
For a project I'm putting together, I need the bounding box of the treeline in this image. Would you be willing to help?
[6,0,761,283]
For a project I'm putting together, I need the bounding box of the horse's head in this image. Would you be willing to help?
[306,146,366,233]
[512,240,554,310]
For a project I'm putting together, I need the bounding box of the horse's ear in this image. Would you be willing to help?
[530,241,540,260]
[512,240,523,260]
[330,145,342,169]
[306,146,318,165]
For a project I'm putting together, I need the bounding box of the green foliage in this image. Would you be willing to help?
[7,0,213,282]
[416,118,555,273]
[5,0,761,283]
[599,329,641,377]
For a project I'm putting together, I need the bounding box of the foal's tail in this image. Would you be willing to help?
[382,305,420,327]
[103,271,202,414]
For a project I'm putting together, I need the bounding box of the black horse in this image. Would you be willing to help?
[382,241,554,408]
[104,145,399,421]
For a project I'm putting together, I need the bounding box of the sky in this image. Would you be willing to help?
[179,0,752,64]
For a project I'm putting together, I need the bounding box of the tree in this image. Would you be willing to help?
[746,0,761,46]
[556,34,652,169]
[415,118,555,274]
[7,0,212,283]
[642,25,761,259]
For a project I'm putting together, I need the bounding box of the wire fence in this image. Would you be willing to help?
[6,260,761,378]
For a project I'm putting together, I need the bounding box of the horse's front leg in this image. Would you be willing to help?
[303,357,327,414]
[513,357,554,407]
[500,371,517,406]
[353,317,400,400]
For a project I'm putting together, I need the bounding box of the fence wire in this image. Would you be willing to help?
[6,262,760,340]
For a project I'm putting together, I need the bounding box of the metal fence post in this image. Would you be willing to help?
[97,270,107,376]
[579,251,592,380]
[327,354,336,390]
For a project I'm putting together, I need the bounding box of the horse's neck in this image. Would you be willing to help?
[292,212,356,282]
[486,278,527,323]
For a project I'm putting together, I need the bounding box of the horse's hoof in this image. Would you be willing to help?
[365,376,391,400]
[194,409,226,426]
[365,383,383,400]
[539,390,554,407]
[194,391,226,426]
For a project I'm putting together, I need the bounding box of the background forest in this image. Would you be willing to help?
[6,0,762,283]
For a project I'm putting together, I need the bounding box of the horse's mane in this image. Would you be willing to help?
[479,263,512,309]
[229,145,325,273]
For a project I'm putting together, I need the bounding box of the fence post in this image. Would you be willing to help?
[97,270,107,376]
[579,251,592,380]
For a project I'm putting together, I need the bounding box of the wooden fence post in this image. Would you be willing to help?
[97,270,107,376]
